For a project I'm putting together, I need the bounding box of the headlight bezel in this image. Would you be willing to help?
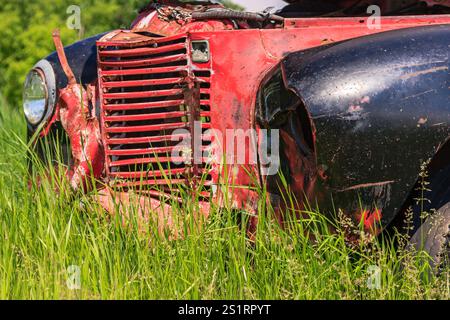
[23,59,57,128]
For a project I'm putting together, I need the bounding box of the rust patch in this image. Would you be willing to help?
[183,74,201,187]
[53,29,104,190]
[52,29,76,85]
[338,180,395,192]
[357,208,383,234]
[401,66,448,80]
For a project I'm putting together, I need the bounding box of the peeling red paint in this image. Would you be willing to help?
[52,30,104,190]
[357,208,383,234]
[35,4,450,238]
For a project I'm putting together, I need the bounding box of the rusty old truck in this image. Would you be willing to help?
[23,0,450,271]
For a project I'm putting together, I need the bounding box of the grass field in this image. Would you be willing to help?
[0,103,448,300]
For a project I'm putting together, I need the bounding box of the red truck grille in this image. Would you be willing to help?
[97,33,212,194]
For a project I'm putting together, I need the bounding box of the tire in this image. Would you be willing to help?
[409,203,450,274]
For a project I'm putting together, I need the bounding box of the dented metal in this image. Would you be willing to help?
[28,1,450,237]
[52,30,104,190]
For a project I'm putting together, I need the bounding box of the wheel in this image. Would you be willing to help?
[409,203,450,274]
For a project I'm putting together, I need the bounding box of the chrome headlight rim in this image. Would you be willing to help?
[23,59,56,128]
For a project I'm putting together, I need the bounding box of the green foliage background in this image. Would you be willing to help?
[0,0,243,107]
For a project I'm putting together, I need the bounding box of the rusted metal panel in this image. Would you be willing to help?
[96,32,213,202]
[51,30,104,190]
[34,3,450,235]
[281,24,450,229]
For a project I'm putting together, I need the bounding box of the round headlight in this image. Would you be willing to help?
[23,69,47,125]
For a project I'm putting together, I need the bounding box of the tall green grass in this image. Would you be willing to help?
[0,104,448,300]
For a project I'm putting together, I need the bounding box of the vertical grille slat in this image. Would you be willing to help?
[97,33,213,193]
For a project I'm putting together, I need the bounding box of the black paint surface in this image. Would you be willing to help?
[281,24,450,225]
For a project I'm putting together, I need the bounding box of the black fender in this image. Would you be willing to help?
[279,24,450,227]
[28,33,105,130]
[45,33,106,89]
[29,33,105,163]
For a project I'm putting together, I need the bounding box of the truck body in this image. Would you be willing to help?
[24,0,450,242]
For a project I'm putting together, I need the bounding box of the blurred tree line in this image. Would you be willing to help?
[0,0,243,106]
